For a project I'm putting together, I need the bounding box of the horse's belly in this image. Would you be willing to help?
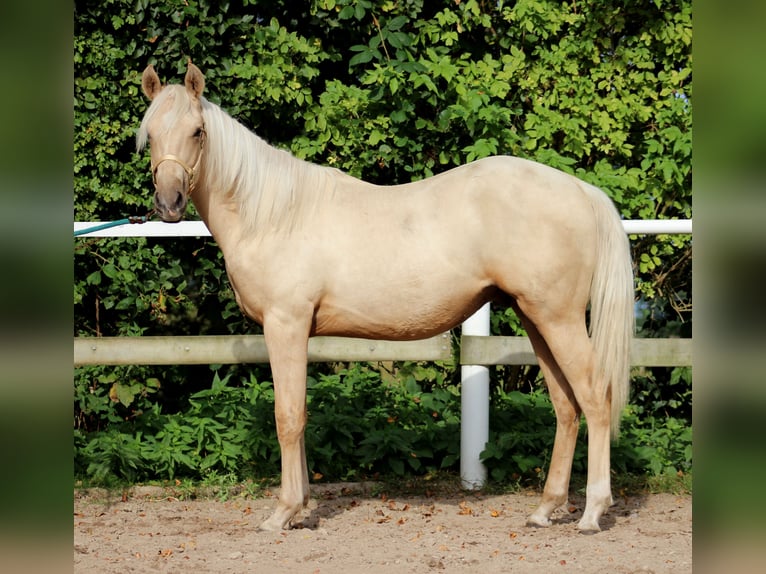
[312,281,495,340]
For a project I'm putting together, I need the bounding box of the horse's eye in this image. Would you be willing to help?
[193,127,203,138]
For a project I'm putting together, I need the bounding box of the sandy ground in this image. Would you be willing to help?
[74,483,691,573]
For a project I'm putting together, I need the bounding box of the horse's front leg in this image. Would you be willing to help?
[258,316,311,532]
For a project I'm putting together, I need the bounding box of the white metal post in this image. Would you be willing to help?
[460,302,491,489]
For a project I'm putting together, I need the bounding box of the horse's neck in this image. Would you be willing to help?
[191,179,244,252]
[194,103,375,243]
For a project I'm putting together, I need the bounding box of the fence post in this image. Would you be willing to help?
[460,303,490,489]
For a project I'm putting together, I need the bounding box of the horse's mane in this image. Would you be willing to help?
[137,85,336,235]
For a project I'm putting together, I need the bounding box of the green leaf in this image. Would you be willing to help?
[388,457,404,475]
[109,382,136,407]
[387,15,408,31]
[86,270,101,285]
[102,263,117,279]
[338,5,354,19]
[349,50,374,67]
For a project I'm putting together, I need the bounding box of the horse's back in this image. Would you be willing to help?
[390,155,601,273]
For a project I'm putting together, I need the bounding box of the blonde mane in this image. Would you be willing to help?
[138,84,336,235]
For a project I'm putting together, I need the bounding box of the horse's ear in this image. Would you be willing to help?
[185,62,205,99]
[142,65,163,100]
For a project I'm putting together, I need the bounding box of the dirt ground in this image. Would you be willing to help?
[74,483,691,573]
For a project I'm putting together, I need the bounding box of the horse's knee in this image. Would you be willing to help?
[275,410,307,443]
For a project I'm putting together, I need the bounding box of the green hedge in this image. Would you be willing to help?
[75,0,692,486]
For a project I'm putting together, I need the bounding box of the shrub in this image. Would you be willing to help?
[75,0,692,488]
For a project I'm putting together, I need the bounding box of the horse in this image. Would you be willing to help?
[138,62,634,533]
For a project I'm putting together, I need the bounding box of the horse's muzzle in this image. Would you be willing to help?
[154,190,187,222]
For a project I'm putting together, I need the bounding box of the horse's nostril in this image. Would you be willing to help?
[175,191,184,208]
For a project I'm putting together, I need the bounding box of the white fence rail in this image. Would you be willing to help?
[74,218,692,488]
[75,219,692,238]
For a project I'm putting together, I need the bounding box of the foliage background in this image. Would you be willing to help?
[74,0,692,488]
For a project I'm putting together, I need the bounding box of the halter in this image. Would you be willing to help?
[151,125,206,197]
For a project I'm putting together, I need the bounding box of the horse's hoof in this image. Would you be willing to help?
[526,514,552,528]
[258,516,288,532]
[577,519,601,534]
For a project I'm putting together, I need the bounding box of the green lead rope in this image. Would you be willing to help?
[74,213,154,237]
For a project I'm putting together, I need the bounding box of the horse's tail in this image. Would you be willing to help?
[583,183,634,439]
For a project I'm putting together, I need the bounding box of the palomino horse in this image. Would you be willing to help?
[138,63,633,533]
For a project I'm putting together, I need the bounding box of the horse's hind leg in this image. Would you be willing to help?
[513,294,613,532]
[530,317,613,532]
[520,315,582,528]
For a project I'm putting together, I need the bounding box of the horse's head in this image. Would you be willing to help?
[138,63,207,222]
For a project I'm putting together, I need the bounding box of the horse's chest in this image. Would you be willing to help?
[222,248,322,323]
[222,256,267,322]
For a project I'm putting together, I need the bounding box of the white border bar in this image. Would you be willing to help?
[74,220,212,237]
[74,219,691,238]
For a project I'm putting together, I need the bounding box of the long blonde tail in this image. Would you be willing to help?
[584,184,634,439]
